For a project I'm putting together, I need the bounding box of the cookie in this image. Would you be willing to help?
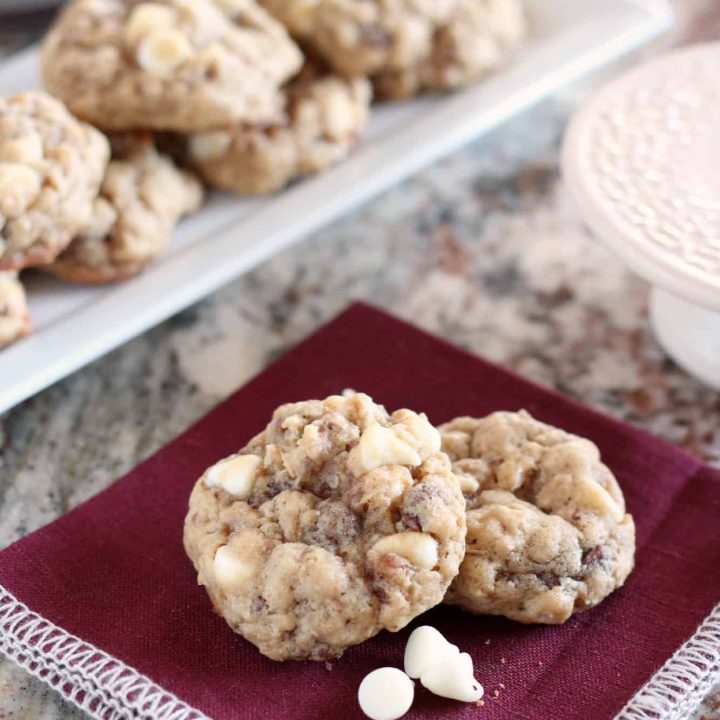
[0,92,109,270]
[184,392,466,661]
[185,68,371,194]
[439,411,635,624]
[46,134,203,284]
[0,272,30,349]
[259,0,526,98]
[260,0,459,76]
[373,0,527,99]
[40,0,303,132]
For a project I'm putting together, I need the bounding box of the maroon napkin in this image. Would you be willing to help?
[1,303,719,720]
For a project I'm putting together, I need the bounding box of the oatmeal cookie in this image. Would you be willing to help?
[184,392,466,661]
[260,0,459,76]
[439,411,635,624]
[40,0,303,132]
[373,0,527,99]
[46,134,203,283]
[185,67,371,194]
[259,0,526,97]
[0,272,30,348]
[0,92,109,270]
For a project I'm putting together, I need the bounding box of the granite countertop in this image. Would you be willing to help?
[1,2,719,718]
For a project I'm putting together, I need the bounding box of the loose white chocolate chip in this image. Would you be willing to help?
[136,28,192,74]
[404,626,460,679]
[0,163,41,216]
[189,131,231,160]
[213,545,255,589]
[125,3,178,46]
[0,135,43,165]
[350,424,421,475]
[358,667,414,720]
[373,532,438,570]
[420,652,484,703]
[204,454,260,499]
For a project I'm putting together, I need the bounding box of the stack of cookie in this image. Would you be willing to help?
[0,0,527,349]
[184,393,636,662]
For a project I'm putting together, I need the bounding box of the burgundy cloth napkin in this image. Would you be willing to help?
[1,302,719,720]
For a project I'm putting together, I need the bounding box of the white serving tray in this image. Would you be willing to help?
[0,0,673,414]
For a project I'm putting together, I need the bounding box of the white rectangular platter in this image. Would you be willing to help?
[0,0,673,414]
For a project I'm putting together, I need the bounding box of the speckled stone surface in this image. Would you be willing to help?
[1,2,719,718]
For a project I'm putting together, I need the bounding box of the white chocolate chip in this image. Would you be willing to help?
[136,28,192,74]
[204,454,260,499]
[0,163,41,216]
[213,545,255,589]
[373,532,438,570]
[392,410,442,457]
[189,131,231,160]
[211,0,250,17]
[125,3,178,46]
[579,480,625,522]
[349,424,421,475]
[404,626,460,679]
[0,135,43,165]
[358,667,414,720]
[321,91,355,139]
[420,652,484,703]
[410,414,442,454]
[458,472,480,494]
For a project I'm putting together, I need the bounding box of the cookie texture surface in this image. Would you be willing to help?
[186,68,371,194]
[46,134,203,283]
[0,92,109,270]
[184,393,466,661]
[0,272,30,348]
[41,0,303,132]
[439,410,635,624]
[260,0,526,97]
[260,0,459,76]
[373,0,527,99]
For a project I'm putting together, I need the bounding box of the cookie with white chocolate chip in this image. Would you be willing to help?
[184,392,466,661]
[45,133,203,283]
[373,0,528,99]
[439,411,636,624]
[0,271,30,348]
[259,0,526,98]
[260,0,460,76]
[40,0,303,132]
[0,92,109,270]
[185,66,371,194]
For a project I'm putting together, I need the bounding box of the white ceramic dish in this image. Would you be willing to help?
[0,0,673,414]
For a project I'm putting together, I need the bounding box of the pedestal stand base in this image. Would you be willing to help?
[650,286,720,391]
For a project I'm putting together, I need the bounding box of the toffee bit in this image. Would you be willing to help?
[499,683,506,689]
[500,657,507,664]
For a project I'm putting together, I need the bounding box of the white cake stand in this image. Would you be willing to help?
[562,43,720,389]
